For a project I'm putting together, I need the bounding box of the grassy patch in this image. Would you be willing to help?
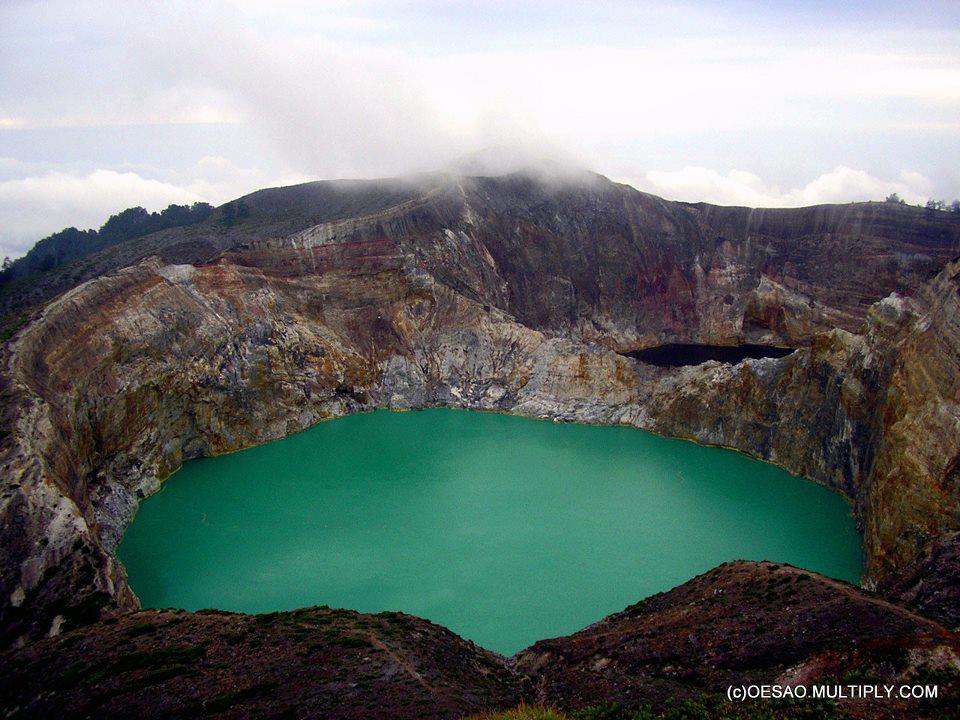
[185,681,279,716]
[221,631,247,645]
[54,642,210,692]
[0,312,30,343]
[253,612,281,626]
[125,621,157,637]
[465,697,850,720]
[464,705,567,720]
[112,643,209,673]
[570,698,849,720]
[336,634,372,648]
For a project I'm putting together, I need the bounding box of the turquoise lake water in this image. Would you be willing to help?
[118,408,862,655]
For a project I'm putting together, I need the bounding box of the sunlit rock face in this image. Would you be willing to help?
[1,168,959,647]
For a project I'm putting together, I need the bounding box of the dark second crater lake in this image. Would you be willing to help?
[624,343,796,367]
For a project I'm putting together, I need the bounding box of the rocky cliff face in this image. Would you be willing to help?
[1,168,959,654]
[640,256,960,583]
[879,532,960,630]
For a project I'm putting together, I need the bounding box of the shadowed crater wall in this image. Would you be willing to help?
[1,168,959,655]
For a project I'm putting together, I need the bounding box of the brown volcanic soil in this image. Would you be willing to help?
[515,561,960,720]
[2,562,958,720]
[0,606,522,720]
[879,531,960,631]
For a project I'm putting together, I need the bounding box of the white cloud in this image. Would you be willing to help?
[3,3,959,175]
[0,158,311,259]
[117,20,960,181]
[632,166,936,208]
[0,1,958,255]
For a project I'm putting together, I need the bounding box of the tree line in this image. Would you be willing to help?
[0,202,214,287]
[885,193,960,213]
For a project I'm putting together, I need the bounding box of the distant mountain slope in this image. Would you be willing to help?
[217,169,960,347]
[4,168,958,346]
[0,203,215,285]
[0,176,430,336]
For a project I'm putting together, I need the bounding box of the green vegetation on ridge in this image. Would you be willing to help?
[465,698,851,720]
[0,202,214,288]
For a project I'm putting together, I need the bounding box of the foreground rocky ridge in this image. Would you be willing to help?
[1,167,959,713]
[515,561,959,720]
[878,532,960,629]
[0,604,522,719]
[2,562,956,719]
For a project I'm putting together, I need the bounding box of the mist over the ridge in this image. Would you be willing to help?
[1,0,959,258]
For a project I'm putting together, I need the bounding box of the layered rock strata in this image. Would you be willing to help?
[1,170,959,651]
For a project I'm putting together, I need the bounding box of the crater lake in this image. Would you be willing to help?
[118,409,862,654]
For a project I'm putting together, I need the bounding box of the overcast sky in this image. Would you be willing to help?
[1,0,959,259]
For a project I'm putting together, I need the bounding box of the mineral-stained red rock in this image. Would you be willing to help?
[1,170,959,717]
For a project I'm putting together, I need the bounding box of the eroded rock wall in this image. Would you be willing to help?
[2,171,959,647]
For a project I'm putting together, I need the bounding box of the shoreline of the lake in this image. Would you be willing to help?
[119,408,862,655]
